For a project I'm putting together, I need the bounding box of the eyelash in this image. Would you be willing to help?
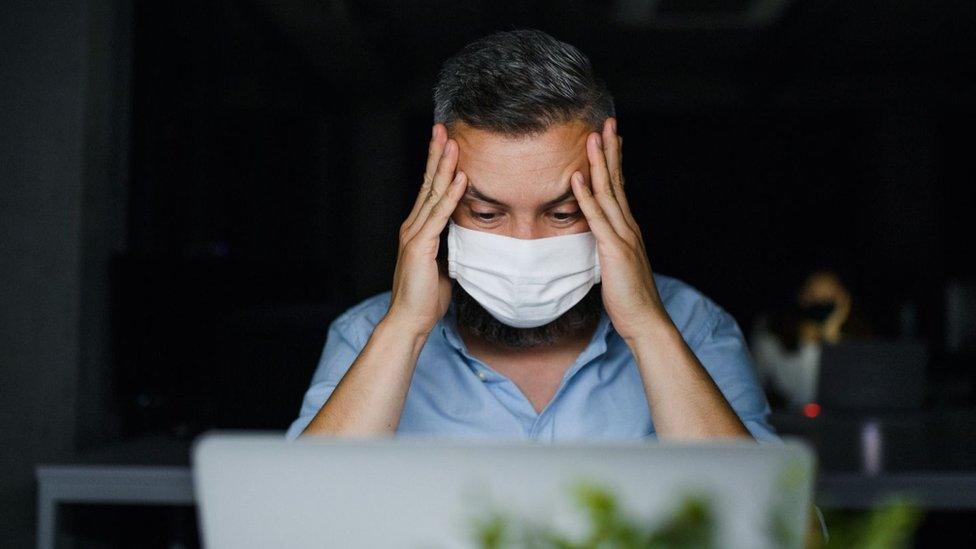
[470,210,581,223]
[552,211,581,221]
[473,212,498,221]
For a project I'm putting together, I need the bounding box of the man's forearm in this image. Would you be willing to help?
[626,318,751,440]
[299,314,428,437]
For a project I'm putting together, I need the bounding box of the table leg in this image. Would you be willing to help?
[36,488,56,549]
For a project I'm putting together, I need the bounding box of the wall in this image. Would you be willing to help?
[0,0,128,543]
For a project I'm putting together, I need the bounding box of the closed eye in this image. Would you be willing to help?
[469,208,503,225]
[550,210,582,223]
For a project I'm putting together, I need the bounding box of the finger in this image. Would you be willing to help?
[404,124,448,229]
[588,127,614,198]
[586,132,632,236]
[570,171,623,247]
[415,170,467,242]
[602,119,623,191]
[406,138,459,239]
[602,120,638,232]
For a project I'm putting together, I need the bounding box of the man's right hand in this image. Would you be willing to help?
[385,123,467,337]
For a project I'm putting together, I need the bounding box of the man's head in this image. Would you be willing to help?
[433,29,614,347]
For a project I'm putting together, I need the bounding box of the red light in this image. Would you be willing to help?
[803,403,821,418]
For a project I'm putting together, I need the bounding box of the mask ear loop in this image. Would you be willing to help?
[592,236,603,283]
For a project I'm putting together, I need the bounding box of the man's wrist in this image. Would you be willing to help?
[622,312,681,351]
[376,311,433,345]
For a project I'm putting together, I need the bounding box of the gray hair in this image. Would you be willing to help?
[433,29,615,136]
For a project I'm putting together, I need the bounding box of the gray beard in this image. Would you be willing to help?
[452,281,603,349]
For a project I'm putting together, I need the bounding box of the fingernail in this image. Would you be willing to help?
[610,118,617,133]
[452,171,464,185]
[432,124,437,138]
[571,172,583,186]
[595,134,603,148]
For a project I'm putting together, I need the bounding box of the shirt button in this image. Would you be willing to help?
[476,371,487,381]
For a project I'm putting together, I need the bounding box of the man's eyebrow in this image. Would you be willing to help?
[463,185,506,206]
[464,184,577,209]
[539,188,576,209]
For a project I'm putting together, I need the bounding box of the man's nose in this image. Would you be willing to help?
[511,221,544,240]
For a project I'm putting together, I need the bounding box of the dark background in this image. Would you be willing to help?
[2,0,975,545]
[122,0,976,433]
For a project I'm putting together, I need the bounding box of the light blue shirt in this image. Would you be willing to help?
[285,273,778,442]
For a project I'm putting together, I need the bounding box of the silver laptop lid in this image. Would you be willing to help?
[193,433,814,549]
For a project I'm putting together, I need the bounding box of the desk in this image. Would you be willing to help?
[35,436,193,549]
[772,408,976,509]
[36,411,976,548]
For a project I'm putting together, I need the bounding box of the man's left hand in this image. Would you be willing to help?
[570,117,669,342]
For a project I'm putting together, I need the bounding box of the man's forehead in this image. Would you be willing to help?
[452,120,591,191]
[453,121,589,160]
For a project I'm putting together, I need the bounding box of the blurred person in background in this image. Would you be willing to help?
[751,270,872,411]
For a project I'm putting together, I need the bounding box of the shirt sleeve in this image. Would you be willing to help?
[284,315,366,440]
[687,298,780,443]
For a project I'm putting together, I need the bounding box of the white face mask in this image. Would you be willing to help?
[447,219,602,328]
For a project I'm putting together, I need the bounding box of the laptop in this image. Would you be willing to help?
[193,433,814,548]
[817,339,928,411]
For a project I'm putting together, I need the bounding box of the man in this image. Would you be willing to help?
[286,29,775,442]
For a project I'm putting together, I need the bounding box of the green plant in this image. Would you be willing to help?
[470,482,922,549]
[471,483,714,549]
[822,499,922,549]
